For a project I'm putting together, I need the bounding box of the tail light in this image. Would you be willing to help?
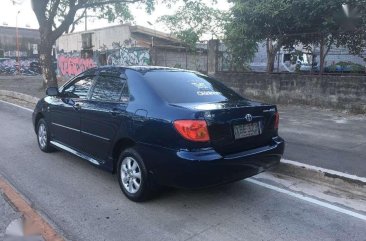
[174,120,210,142]
[274,112,280,129]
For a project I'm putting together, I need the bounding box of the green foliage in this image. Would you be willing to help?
[336,1,366,56]
[224,0,297,71]
[225,0,366,72]
[32,0,155,42]
[224,23,258,70]
[56,0,154,33]
[158,0,226,49]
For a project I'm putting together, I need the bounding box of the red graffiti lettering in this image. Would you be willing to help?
[58,55,96,77]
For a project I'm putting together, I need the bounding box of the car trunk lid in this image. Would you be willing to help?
[172,101,278,155]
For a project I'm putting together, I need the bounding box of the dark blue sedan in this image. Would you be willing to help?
[32,66,284,202]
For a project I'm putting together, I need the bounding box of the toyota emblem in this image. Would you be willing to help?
[245,114,253,122]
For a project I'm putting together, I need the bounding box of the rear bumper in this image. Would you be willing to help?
[138,136,285,189]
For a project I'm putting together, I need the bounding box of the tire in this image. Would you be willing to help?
[37,119,55,153]
[117,148,156,202]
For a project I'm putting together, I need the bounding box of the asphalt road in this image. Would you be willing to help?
[0,102,365,241]
[279,105,366,177]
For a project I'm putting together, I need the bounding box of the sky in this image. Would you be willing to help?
[0,0,231,35]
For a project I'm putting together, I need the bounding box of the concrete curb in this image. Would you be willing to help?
[271,160,366,196]
[0,90,39,104]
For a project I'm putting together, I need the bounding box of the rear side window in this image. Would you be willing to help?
[91,76,126,102]
[144,71,242,103]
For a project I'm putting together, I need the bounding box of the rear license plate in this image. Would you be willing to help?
[233,122,260,139]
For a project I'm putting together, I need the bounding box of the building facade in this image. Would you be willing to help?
[0,26,40,75]
[55,24,208,78]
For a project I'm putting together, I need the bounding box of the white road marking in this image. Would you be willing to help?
[281,159,366,183]
[247,178,366,222]
[0,99,33,112]
[5,218,24,237]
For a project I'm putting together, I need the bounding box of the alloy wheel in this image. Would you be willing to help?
[120,157,142,194]
[38,123,47,149]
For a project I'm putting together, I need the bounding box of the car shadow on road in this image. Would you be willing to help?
[52,148,275,206]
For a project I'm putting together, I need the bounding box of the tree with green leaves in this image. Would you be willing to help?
[158,0,225,49]
[336,1,366,62]
[288,0,356,74]
[226,0,366,73]
[31,0,154,88]
[226,0,297,73]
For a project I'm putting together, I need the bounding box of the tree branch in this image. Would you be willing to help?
[78,0,142,9]
[49,0,61,21]
[31,0,49,30]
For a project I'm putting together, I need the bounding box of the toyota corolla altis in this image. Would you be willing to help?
[32,66,285,201]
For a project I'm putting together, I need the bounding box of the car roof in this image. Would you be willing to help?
[79,66,205,80]
[92,65,196,74]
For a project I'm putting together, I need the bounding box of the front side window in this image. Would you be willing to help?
[63,76,94,99]
[91,76,126,102]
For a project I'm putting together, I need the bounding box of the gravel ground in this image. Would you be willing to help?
[0,76,45,99]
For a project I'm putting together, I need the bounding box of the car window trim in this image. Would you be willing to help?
[60,75,97,100]
[88,75,129,104]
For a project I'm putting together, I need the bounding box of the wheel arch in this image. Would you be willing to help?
[112,137,136,173]
[34,112,45,132]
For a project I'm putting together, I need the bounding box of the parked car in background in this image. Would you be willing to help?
[325,61,366,73]
[29,61,42,74]
[32,66,285,202]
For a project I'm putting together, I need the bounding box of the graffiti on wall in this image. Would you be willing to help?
[58,55,96,77]
[107,41,150,66]
[57,40,150,78]
[107,48,150,66]
[0,58,41,76]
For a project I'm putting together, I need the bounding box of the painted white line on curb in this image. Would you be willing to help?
[0,99,33,112]
[247,178,366,222]
[281,159,366,183]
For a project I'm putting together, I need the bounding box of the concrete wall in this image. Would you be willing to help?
[0,26,40,57]
[155,48,207,72]
[213,72,366,114]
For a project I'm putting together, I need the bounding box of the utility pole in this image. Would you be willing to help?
[12,0,24,75]
[85,9,87,31]
[16,10,20,75]
[147,21,156,65]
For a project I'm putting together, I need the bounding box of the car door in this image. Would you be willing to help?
[49,75,95,151]
[80,73,129,162]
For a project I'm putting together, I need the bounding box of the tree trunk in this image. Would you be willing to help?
[266,39,277,73]
[319,38,325,75]
[267,52,276,73]
[319,36,332,75]
[39,38,57,88]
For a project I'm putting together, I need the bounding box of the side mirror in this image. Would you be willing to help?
[46,87,59,96]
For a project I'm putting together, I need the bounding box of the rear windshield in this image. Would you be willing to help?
[144,71,243,103]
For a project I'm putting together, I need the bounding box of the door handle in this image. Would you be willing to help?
[110,108,121,116]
